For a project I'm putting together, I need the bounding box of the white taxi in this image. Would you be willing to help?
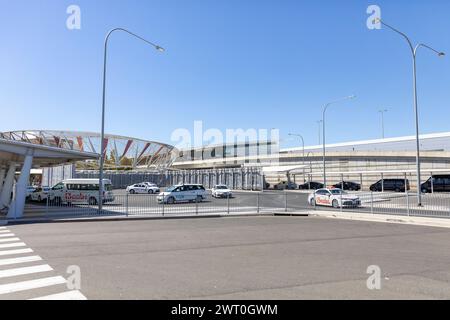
[211,184,233,198]
[308,188,361,208]
[157,184,207,204]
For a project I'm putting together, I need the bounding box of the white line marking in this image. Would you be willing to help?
[0,248,33,256]
[0,276,66,295]
[0,256,42,266]
[0,242,26,249]
[30,290,87,300]
[0,264,53,279]
[0,238,20,243]
[0,227,6,230]
[0,234,15,238]
[0,230,12,233]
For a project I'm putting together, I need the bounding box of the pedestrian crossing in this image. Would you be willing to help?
[0,227,87,300]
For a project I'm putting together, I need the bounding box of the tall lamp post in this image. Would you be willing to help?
[374,18,445,206]
[378,109,388,139]
[99,28,164,211]
[322,95,356,187]
[288,133,305,182]
[316,120,323,145]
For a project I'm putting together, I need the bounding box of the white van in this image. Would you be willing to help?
[157,184,207,204]
[49,179,115,205]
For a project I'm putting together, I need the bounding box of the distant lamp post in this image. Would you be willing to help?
[322,95,356,187]
[378,109,388,139]
[374,18,445,206]
[288,133,305,182]
[99,28,164,211]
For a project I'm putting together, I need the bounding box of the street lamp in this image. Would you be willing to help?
[316,120,323,145]
[288,133,305,182]
[322,95,356,187]
[99,28,164,211]
[378,109,388,139]
[374,18,445,206]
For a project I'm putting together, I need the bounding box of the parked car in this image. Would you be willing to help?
[49,179,115,205]
[126,183,158,194]
[211,184,233,198]
[30,186,51,202]
[157,184,207,204]
[331,181,361,191]
[298,181,324,190]
[141,182,160,194]
[421,175,450,193]
[26,186,37,199]
[274,181,298,190]
[369,179,410,192]
[308,188,361,208]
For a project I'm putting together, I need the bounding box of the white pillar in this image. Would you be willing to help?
[0,168,6,194]
[8,154,33,219]
[0,163,16,209]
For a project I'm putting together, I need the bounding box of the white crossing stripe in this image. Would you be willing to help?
[0,255,42,267]
[0,242,26,249]
[0,227,6,230]
[0,238,20,243]
[0,276,66,295]
[0,264,53,279]
[30,290,87,300]
[0,234,15,238]
[0,230,12,233]
[0,248,33,256]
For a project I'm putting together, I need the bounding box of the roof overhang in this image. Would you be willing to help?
[0,138,98,168]
[262,165,308,174]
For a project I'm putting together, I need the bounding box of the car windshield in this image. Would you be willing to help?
[330,189,348,195]
[166,186,178,192]
[215,186,228,189]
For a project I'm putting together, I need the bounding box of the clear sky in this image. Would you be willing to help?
[1,0,449,149]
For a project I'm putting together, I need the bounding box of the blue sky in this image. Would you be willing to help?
[1,0,449,149]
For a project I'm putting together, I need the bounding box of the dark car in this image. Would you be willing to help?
[370,179,410,192]
[331,181,361,191]
[298,181,324,190]
[421,175,450,193]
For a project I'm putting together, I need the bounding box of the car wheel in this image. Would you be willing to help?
[196,196,203,203]
[332,200,339,208]
[88,197,98,205]
[167,197,175,204]
[148,189,154,194]
[421,188,428,193]
[38,196,42,202]
[310,198,316,206]
[130,189,135,194]
[395,188,401,192]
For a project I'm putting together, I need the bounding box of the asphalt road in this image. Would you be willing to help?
[3,216,450,299]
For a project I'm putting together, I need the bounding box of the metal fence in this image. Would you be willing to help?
[6,189,450,221]
[75,168,264,190]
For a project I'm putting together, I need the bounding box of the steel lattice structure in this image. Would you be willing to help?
[0,130,177,170]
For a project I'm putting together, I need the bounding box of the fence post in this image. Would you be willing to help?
[340,192,343,213]
[257,192,260,214]
[227,194,230,215]
[406,189,410,217]
[125,193,129,217]
[371,191,374,214]
[45,192,49,218]
[285,191,288,212]
[196,197,199,215]
[162,197,165,217]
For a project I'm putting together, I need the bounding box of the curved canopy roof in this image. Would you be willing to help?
[0,130,176,170]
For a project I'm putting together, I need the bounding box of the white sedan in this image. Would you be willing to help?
[126,183,158,194]
[141,182,160,194]
[30,187,51,202]
[308,188,361,208]
[211,185,233,198]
